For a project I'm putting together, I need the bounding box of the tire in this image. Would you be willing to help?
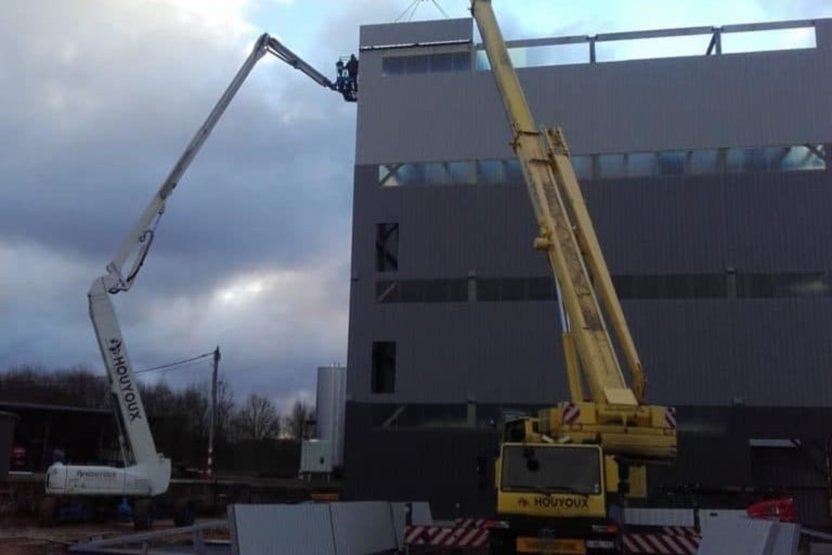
[38,496,57,527]
[173,497,195,527]
[488,529,514,555]
[133,498,153,531]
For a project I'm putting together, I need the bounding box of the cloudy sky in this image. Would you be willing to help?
[3,0,831,413]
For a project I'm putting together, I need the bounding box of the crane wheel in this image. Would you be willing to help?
[38,496,57,527]
[133,498,154,531]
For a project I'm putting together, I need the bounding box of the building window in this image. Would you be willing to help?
[377,144,825,187]
[371,341,396,394]
[736,272,829,298]
[571,156,593,179]
[377,279,468,303]
[429,52,455,72]
[475,159,502,184]
[657,151,686,175]
[381,51,471,77]
[627,152,657,177]
[688,149,721,174]
[381,57,406,76]
[375,272,829,304]
[375,223,399,272]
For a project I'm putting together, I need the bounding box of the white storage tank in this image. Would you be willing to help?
[315,364,347,468]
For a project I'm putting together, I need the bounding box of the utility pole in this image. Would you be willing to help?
[206,346,221,479]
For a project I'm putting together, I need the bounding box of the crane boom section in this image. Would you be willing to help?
[472,0,639,409]
[106,34,336,294]
[89,278,157,464]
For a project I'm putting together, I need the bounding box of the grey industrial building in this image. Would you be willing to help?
[343,16,832,525]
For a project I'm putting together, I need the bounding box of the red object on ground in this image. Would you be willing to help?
[746,497,797,522]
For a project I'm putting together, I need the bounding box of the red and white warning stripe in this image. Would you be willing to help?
[562,403,581,425]
[664,408,677,430]
[662,526,697,537]
[623,532,699,554]
[454,518,494,529]
[405,525,489,548]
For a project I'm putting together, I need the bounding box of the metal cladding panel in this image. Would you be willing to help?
[372,183,543,277]
[626,299,832,407]
[348,165,832,406]
[316,365,347,467]
[725,299,832,406]
[341,415,499,519]
[330,501,399,554]
[355,171,832,281]
[348,299,568,404]
[354,169,734,278]
[724,170,832,271]
[229,504,335,555]
[348,296,832,406]
[583,175,729,273]
[356,21,832,164]
[360,18,472,48]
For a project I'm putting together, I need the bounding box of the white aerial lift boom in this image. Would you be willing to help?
[42,33,349,528]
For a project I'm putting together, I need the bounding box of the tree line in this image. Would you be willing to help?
[0,365,314,471]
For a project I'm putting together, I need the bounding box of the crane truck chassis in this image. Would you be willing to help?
[41,33,350,530]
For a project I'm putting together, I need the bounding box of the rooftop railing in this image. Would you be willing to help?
[478,19,818,69]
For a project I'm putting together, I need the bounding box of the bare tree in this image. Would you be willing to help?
[233,394,280,440]
[0,365,107,408]
[180,384,210,440]
[285,399,313,440]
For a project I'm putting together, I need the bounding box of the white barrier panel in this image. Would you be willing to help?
[229,501,429,555]
[698,517,800,555]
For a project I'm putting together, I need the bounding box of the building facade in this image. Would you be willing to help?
[344,17,832,524]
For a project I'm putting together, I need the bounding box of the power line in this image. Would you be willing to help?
[133,351,214,376]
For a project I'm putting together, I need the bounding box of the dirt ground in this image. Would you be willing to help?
[0,517,227,555]
[0,517,126,554]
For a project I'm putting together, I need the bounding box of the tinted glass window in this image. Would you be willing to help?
[406,55,429,74]
[502,445,602,495]
[453,52,472,71]
[382,57,406,76]
[371,342,396,394]
[689,149,720,174]
[430,53,454,72]
[657,151,686,175]
[628,152,657,177]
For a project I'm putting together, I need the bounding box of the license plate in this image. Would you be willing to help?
[516,536,586,554]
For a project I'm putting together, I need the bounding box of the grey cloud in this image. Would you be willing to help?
[1,0,355,408]
[1,0,355,286]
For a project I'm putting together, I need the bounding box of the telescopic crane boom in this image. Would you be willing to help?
[45,33,347,508]
[471,0,675,460]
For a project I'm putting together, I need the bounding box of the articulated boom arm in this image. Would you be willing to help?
[106,34,336,295]
[471,0,675,461]
[47,34,341,498]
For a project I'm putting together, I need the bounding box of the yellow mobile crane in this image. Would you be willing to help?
[470,2,678,553]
